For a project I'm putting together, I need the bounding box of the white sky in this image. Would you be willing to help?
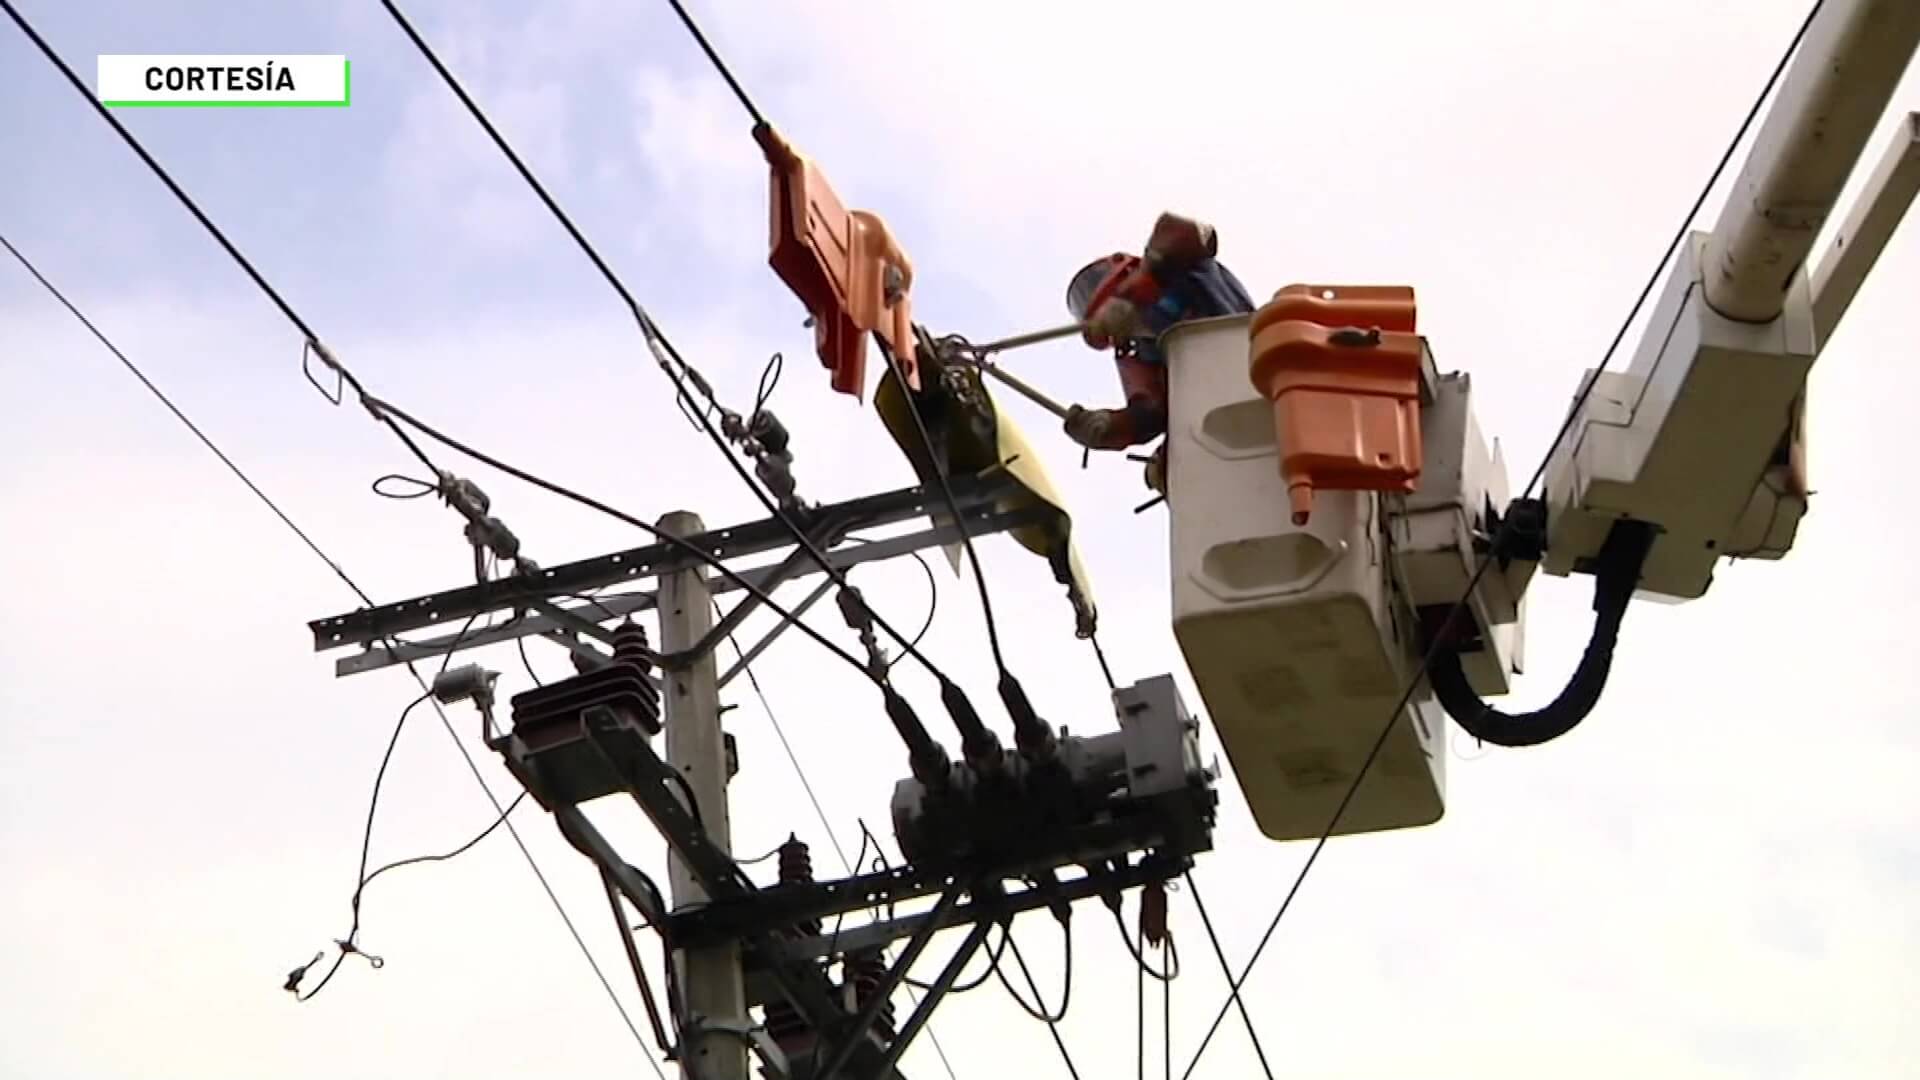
[3,2,1917,1078]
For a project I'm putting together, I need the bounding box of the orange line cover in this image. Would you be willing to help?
[757,124,918,400]
[1248,285,1424,525]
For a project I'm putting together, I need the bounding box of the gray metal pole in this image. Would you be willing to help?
[658,510,750,1080]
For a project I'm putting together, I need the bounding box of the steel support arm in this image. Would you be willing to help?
[310,473,1020,652]
[865,920,996,1080]
[1809,111,1920,342]
[328,504,1046,677]
[1703,0,1920,322]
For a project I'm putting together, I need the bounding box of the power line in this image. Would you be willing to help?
[657,0,1022,685]
[1182,874,1270,1080]
[0,228,656,1062]
[1,1,862,697]
[1001,932,1082,1080]
[716,587,965,1080]
[1,1,442,474]
[660,0,766,128]
[652,9,1147,1076]
[365,394,885,680]
[375,0,965,694]
[1175,5,1826,1075]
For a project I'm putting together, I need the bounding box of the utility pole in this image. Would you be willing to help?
[659,510,750,1080]
[309,472,1217,1080]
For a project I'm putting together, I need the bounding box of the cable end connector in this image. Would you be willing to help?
[301,339,344,405]
[432,664,499,707]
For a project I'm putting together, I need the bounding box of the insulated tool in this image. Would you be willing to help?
[967,321,1086,357]
[968,357,1073,420]
[941,322,1084,420]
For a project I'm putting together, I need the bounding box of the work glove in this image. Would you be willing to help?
[1085,297,1147,343]
[1063,405,1118,449]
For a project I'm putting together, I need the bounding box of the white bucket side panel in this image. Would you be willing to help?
[1163,314,1443,842]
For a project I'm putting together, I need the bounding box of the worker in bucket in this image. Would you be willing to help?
[1061,212,1256,494]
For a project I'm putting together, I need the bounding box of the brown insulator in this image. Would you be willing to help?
[847,949,896,1031]
[777,834,821,937]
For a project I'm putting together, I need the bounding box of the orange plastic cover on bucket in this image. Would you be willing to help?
[1248,285,1424,525]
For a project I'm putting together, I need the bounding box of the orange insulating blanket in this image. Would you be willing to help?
[1247,285,1424,525]
[756,124,918,400]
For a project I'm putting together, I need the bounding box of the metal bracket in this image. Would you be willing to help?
[718,578,835,689]
[500,709,890,1076]
[774,856,1183,962]
[311,473,1021,653]
[813,887,966,1080]
[320,496,1044,678]
[671,813,1199,950]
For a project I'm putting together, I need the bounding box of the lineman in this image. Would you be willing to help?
[1061,213,1256,493]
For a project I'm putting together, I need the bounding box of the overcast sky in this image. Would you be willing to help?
[3,1,1918,1078]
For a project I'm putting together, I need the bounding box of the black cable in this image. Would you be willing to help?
[0,233,368,601]
[366,394,880,679]
[1183,873,1272,1080]
[293,688,437,1002]
[842,535,939,674]
[1,0,444,475]
[1136,936,1145,1080]
[1002,929,1083,1080]
[716,600,854,872]
[0,229,652,1054]
[904,919,1011,994]
[752,350,784,420]
[876,339,1013,674]
[297,609,488,1002]
[1177,6,1824,1075]
[661,0,767,127]
[375,0,962,696]
[715,606,962,1080]
[360,791,529,889]
[995,926,1071,1025]
[1088,631,1119,693]
[517,637,544,686]
[602,870,676,1058]
[1161,951,1171,1080]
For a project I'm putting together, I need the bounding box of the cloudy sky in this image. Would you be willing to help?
[3,1,1917,1078]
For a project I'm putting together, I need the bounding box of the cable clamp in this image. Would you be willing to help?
[337,938,385,969]
[302,340,344,405]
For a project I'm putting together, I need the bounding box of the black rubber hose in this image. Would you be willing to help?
[1429,521,1655,748]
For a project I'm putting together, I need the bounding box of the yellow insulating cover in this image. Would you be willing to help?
[875,362,1099,638]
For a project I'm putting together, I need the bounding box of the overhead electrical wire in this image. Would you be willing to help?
[0,227,654,1058]
[1001,932,1083,1080]
[660,0,766,128]
[664,0,1021,686]
[0,18,657,1048]
[649,4,1126,1071]
[295,610,544,1006]
[712,579,961,1076]
[11,6,885,693]
[1175,5,1826,1077]
[16,7,1040,1077]
[1181,873,1271,1080]
[366,395,883,680]
[374,0,967,698]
